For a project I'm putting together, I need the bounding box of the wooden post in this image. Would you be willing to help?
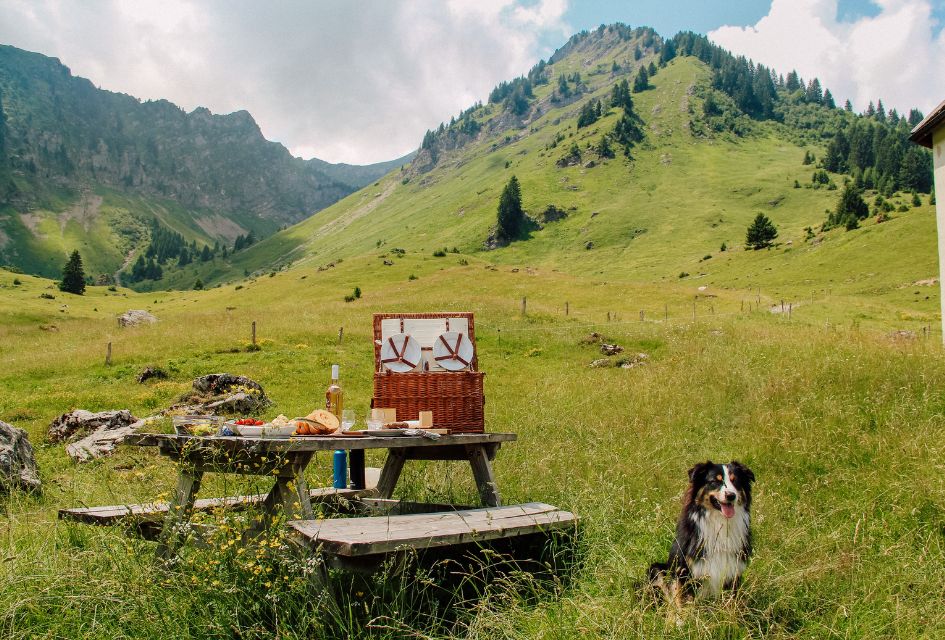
[251,321,257,347]
[711,305,715,315]
[789,303,792,319]
[780,300,784,314]
[757,289,761,305]
[692,300,696,320]
[640,309,644,321]
[607,311,610,322]
[565,301,569,316]
[105,342,112,366]
[521,296,527,316]
[664,304,668,321]
[338,327,344,344]
[741,300,744,312]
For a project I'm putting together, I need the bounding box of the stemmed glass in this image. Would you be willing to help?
[341,409,356,433]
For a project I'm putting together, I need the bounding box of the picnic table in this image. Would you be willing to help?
[116,431,518,559]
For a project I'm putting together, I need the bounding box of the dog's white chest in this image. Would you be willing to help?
[690,507,749,596]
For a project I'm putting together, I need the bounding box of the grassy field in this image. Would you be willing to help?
[2,253,944,638]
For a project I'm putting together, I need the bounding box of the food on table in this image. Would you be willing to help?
[235,418,265,426]
[305,409,340,432]
[270,414,290,427]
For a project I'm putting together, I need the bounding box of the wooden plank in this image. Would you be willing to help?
[59,487,369,525]
[289,503,577,556]
[375,449,407,499]
[354,498,475,516]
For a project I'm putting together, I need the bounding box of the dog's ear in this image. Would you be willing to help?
[687,460,713,483]
[729,460,755,485]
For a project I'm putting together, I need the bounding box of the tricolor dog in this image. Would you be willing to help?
[649,460,756,609]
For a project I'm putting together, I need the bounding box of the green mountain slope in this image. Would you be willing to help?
[188,26,935,325]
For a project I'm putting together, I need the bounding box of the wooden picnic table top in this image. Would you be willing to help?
[128,431,517,454]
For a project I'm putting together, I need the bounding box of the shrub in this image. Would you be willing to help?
[40,293,55,299]
[194,279,204,290]
[432,249,447,257]
[678,271,689,279]
[702,254,712,261]
[898,204,909,212]
[344,294,355,302]
[719,242,727,252]
[408,274,418,281]
[912,192,922,207]
[12,278,21,286]
[458,258,469,266]
[235,285,243,290]
[107,285,117,292]
[354,287,362,299]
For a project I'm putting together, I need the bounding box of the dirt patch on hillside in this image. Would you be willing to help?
[19,213,45,237]
[195,215,247,244]
[307,180,396,242]
[59,194,103,232]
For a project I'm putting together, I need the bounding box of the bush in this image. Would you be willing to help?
[678,271,690,279]
[107,285,117,292]
[194,279,204,290]
[40,293,55,299]
[703,254,712,260]
[344,294,356,302]
[12,278,21,286]
[234,285,243,290]
[432,249,447,257]
[719,242,727,252]
[354,287,362,299]
[458,258,469,266]
[912,192,922,207]
[897,204,909,212]
[408,274,418,281]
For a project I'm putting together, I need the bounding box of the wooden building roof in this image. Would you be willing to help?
[910,98,945,148]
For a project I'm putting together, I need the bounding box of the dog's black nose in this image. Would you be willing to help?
[724,491,737,502]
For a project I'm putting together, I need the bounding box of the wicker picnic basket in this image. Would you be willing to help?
[372,312,485,433]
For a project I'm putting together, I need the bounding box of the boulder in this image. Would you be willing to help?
[173,373,271,416]
[600,343,624,356]
[48,409,138,443]
[0,421,41,493]
[589,358,612,368]
[137,366,168,383]
[118,310,158,327]
[617,352,650,369]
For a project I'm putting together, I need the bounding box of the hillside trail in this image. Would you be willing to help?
[113,249,135,287]
[305,180,396,243]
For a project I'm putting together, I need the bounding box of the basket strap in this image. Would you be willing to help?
[434,333,470,366]
[381,336,418,367]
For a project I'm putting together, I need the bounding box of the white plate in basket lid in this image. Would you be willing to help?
[432,331,474,371]
[380,333,422,372]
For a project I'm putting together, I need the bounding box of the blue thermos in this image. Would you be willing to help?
[332,450,348,489]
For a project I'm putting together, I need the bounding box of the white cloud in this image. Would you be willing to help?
[0,0,570,164]
[709,0,945,116]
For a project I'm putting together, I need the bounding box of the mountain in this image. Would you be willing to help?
[179,24,934,305]
[307,151,416,191]
[0,45,405,281]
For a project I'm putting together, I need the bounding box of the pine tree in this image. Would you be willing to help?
[745,213,778,250]
[844,99,854,112]
[632,66,649,93]
[59,250,86,295]
[647,61,657,76]
[823,89,835,109]
[828,182,869,229]
[200,245,212,262]
[496,175,525,244]
[785,70,801,92]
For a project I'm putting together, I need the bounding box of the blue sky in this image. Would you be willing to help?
[1,0,943,163]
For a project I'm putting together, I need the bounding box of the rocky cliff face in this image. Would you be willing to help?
[0,44,352,226]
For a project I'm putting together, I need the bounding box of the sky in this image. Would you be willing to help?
[1,0,943,165]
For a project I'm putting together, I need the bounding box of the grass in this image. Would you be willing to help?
[1,254,944,638]
[1,33,943,640]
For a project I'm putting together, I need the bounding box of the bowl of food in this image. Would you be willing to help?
[173,415,222,437]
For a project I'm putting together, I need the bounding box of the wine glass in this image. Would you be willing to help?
[341,409,356,433]
[366,408,383,431]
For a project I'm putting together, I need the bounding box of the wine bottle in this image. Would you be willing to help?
[326,364,343,418]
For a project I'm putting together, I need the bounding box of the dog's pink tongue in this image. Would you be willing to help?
[721,503,735,519]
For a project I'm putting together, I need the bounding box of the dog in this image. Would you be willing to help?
[649,460,755,611]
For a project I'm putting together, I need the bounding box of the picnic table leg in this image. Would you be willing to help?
[155,466,204,561]
[466,445,502,507]
[375,448,408,499]
[282,453,315,520]
[349,449,366,490]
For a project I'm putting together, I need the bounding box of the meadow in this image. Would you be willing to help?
[2,253,944,638]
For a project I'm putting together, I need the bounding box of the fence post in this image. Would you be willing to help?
[607,311,610,322]
[692,300,696,320]
[105,342,112,366]
[664,304,668,321]
[252,321,257,347]
[789,303,792,320]
[338,327,344,344]
[565,301,569,316]
[521,297,527,316]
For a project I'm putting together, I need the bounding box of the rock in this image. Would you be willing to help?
[617,353,650,369]
[589,358,612,368]
[383,260,394,266]
[0,421,41,493]
[580,332,603,345]
[600,343,624,356]
[66,417,152,463]
[137,366,168,383]
[889,330,917,340]
[585,241,594,250]
[539,204,569,223]
[173,373,271,416]
[118,310,158,327]
[48,409,138,443]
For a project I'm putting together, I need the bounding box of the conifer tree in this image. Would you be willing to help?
[59,250,86,295]
[745,213,778,250]
[496,175,525,244]
[823,89,835,109]
[828,182,869,229]
[632,66,649,93]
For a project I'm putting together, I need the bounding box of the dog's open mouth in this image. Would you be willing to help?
[710,495,736,519]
